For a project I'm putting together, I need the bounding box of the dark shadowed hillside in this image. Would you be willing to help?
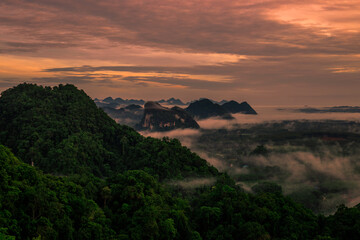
[222,100,257,114]
[185,99,234,120]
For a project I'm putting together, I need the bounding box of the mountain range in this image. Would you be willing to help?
[96,97,257,131]
[157,97,186,105]
[95,97,184,107]
[95,97,230,107]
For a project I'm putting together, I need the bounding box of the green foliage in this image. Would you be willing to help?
[0,145,114,240]
[190,177,319,240]
[251,182,282,195]
[105,170,194,240]
[324,204,360,239]
[0,228,16,240]
[1,84,360,239]
[0,83,217,180]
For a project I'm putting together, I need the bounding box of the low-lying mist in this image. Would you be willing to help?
[239,150,360,212]
[166,177,216,189]
[198,106,360,128]
[139,108,360,214]
[140,128,200,148]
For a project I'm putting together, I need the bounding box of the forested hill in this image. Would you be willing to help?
[0,83,217,179]
[1,144,360,240]
[0,144,207,239]
[1,84,360,240]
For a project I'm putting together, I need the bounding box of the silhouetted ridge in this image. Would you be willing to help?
[222,100,257,114]
[124,104,142,110]
[185,98,234,119]
[158,98,186,105]
[103,96,114,103]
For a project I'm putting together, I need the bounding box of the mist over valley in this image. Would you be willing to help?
[135,103,360,214]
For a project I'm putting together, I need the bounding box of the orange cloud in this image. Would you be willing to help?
[0,0,360,105]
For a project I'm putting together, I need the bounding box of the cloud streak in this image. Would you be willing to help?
[0,0,360,104]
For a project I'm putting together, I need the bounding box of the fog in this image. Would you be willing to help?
[167,177,216,189]
[239,106,360,123]
[140,128,200,148]
[139,107,360,214]
[243,150,357,187]
[241,149,360,212]
[197,117,238,130]
[197,106,360,129]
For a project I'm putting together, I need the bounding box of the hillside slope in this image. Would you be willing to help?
[0,84,217,179]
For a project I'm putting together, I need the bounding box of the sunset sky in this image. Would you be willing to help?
[0,0,359,105]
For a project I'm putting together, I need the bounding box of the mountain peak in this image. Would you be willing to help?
[222,100,257,114]
[186,99,234,119]
[103,96,114,103]
[139,102,199,131]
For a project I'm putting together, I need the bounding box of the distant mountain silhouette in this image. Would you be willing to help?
[96,97,257,125]
[124,99,145,105]
[95,97,145,106]
[186,98,228,105]
[222,101,257,114]
[185,99,234,120]
[95,99,119,108]
[158,98,186,105]
[138,102,199,131]
[98,97,187,106]
[125,104,142,110]
[103,96,114,103]
[296,106,360,113]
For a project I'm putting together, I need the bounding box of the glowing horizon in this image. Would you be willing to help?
[1,0,359,105]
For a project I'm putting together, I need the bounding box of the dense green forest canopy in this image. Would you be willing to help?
[0,83,217,180]
[1,84,360,239]
[2,144,360,239]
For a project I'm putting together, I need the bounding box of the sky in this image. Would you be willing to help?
[0,0,359,105]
